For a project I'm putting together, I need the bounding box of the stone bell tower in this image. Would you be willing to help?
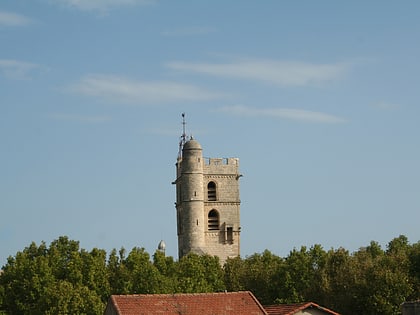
[173,114,241,264]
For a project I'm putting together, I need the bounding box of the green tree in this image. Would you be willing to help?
[0,237,105,314]
[304,244,329,304]
[152,251,177,293]
[241,250,284,305]
[80,248,110,302]
[0,242,53,314]
[322,247,354,314]
[0,277,5,314]
[223,256,246,292]
[122,247,161,294]
[277,246,322,304]
[107,248,129,294]
[43,281,103,315]
[176,253,225,293]
[2,234,419,315]
[345,237,412,315]
[408,241,420,299]
[47,236,83,284]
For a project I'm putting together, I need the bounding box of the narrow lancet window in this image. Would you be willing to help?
[207,181,217,201]
[226,227,233,243]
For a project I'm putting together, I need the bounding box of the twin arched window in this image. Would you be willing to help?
[208,209,219,230]
[207,181,217,201]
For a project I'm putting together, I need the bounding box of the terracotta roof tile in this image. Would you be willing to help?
[264,302,340,315]
[105,291,267,315]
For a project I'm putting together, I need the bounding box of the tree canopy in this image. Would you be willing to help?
[1,235,419,315]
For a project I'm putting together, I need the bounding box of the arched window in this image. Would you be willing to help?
[208,209,219,230]
[207,181,217,201]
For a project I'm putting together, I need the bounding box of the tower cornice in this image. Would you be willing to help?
[204,202,241,206]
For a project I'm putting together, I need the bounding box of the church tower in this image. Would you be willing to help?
[173,115,241,264]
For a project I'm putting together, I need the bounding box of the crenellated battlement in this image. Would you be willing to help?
[203,157,239,176]
[204,157,239,166]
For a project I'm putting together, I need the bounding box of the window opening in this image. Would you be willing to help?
[226,227,233,243]
[207,181,217,201]
[208,210,219,230]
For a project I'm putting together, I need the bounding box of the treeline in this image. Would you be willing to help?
[0,235,419,315]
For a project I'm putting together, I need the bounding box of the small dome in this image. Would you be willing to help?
[158,240,166,251]
[183,138,202,150]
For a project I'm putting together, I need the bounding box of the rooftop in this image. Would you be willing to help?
[105,291,267,315]
[264,302,341,315]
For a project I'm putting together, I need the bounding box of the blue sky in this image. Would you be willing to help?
[1,0,419,264]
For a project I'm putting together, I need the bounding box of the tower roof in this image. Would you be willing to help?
[158,240,166,251]
[183,138,202,151]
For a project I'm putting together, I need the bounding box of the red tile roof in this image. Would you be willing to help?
[264,302,340,315]
[105,291,267,315]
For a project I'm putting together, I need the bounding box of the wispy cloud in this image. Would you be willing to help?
[49,113,111,123]
[51,0,156,12]
[218,105,346,124]
[167,59,350,87]
[0,11,32,26]
[69,74,225,104]
[161,26,216,37]
[370,101,400,110]
[0,59,42,79]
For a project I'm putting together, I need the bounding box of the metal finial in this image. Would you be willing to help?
[182,113,186,142]
[178,113,187,158]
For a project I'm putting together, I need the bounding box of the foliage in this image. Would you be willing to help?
[0,237,106,314]
[1,235,419,315]
[176,253,225,293]
[225,250,284,305]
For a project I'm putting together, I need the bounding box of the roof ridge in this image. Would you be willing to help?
[112,291,254,298]
[264,301,341,315]
[246,291,268,315]
[290,302,315,314]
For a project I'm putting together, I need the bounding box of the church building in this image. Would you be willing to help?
[173,117,242,264]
